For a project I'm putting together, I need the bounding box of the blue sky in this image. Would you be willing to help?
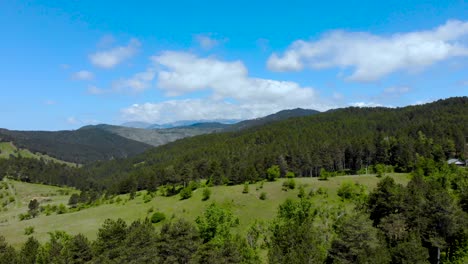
[1,0,467,130]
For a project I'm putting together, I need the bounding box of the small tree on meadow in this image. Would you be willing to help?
[28,199,39,218]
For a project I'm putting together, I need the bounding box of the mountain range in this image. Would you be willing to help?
[0,108,321,164]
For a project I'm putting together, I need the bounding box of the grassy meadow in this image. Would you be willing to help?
[0,142,77,166]
[0,173,410,248]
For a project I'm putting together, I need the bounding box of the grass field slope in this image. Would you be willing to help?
[0,142,76,166]
[0,173,409,247]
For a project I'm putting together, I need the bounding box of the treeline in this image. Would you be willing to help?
[84,97,468,193]
[0,156,82,187]
[1,167,467,264]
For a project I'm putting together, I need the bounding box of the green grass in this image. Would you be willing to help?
[0,142,77,166]
[0,173,410,248]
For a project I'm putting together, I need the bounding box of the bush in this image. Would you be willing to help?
[179,187,193,200]
[202,188,211,201]
[282,179,296,190]
[259,192,267,200]
[19,213,32,221]
[319,168,329,181]
[286,171,295,178]
[24,226,34,235]
[337,182,367,201]
[151,212,166,223]
[298,185,306,198]
[242,182,249,194]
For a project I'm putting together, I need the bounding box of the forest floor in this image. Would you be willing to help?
[0,173,410,248]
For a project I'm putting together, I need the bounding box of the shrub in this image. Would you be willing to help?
[19,213,32,221]
[179,187,193,200]
[337,182,367,201]
[286,171,295,178]
[298,185,305,198]
[57,204,67,214]
[319,168,329,181]
[24,226,34,235]
[151,212,166,223]
[202,188,211,201]
[242,182,249,194]
[259,192,267,200]
[282,179,296,190]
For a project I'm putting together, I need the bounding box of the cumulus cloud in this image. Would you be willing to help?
[153,52,321,105]
[72,70,94,80]
[268,20,468,81]
[121,51,331,123]
[89,38,140,68]
[194,34,226,50]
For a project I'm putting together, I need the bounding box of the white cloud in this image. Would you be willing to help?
[89,38,140,68]
[121,51,332,123]
[153,52,321,106]
[87,86,107,95]
[194,34,226,50]
[268,20,468,81]
[66,117,80,125]
[72,70,94,80]
[383,86,411,95]
[350,102,384,108]
[112,68,156,92]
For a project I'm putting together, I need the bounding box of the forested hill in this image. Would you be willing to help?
[0,128,152,164]
[223,108,320,132]
[79,97,467,192]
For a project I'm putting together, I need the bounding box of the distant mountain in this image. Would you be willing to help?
[0,128,152,164]
[147,119,240,129]
[223,108,320,132]
[83,123,228,147]
[121,121,152,129]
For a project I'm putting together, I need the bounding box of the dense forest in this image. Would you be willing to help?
[0,128,152,164]
[81,97,468,193]
[0,97,466,193]
[1,167,467,264]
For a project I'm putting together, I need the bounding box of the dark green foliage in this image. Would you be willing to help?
[327,213,390,264]
[19,236,40,264]
[151,212,166,223]
[0,127,152,164]
[68,193,79,207]
[156,219,200,264]
[0,236,17,264]
[28,199,39,218]
[259,192,267,200]
[64,234,93,264]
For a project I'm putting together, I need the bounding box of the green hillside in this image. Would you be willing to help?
[0,142,76,166]
[0,173,410,248]
[79,97,468,193]
[0,128,152,164]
